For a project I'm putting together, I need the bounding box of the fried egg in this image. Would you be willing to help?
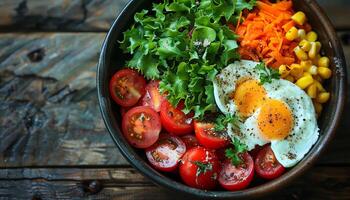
[213,60,319,168]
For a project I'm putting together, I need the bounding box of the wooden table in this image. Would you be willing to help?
[0,0,349,199]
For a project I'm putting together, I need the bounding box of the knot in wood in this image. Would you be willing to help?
[27,48,45,62]
[82,180,103,194]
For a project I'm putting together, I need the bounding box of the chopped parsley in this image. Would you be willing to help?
[193,161,213,177]
[255,62,280,84]
[214,114,238,132]
[120,0,257,118]
[225,138,248,166]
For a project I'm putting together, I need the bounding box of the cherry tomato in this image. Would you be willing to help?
[181,135,199,150]
[145,134,186,172]
[249,145,263,160]
[194,121,229,149]
[255,145,285,180]
[141,80,165,112]
[179,147,220,190]
[122,106,161,148]
[218,152,254,191]
[160,100,193,136]
[109,69,146,107]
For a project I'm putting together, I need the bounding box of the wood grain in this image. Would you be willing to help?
[0,0,348,32]
[0,33,128,167]
[0,167,349,199]
[0,0,130,32]
[0,32,349,167]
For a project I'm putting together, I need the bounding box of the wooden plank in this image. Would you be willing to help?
[0,33,128,167]
[0,168,149,184]
[0,0,349,32]
[0,32,349,168]
[0,167,349,199]
[0,0,129,32]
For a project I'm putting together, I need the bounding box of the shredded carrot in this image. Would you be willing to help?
[282,20,296,32]
[235,0,298,69]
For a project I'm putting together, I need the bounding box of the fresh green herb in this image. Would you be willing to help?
[225,138,248,166]
[229,0,257,24]
[233,137,248,153]
[255,62,280,84]
[214,114,238,132]
[193,161,213,177]
[120,0,257,118]
[236,0,257,12]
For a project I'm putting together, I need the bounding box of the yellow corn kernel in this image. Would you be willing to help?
[290,64,304,78]
[299,39,311,52]
[318,67,332,79]
[303,72,311,77]
[294,46,308,61]
[306,31,318,42]
[314,80,326,92]
[318,57,330,68]
[292,11,307,25]
[315,42,322,53]
[301,60,313,70]
[296,75,314,89]
[313,101,323,115]
[307,83,317,98]
[279,65,290,78]
[285,75,295,83]
[286,27,299,41]
[298,29,306,40]
[317,92,330,103]
[308,42,317,59]
[308,65,318,75]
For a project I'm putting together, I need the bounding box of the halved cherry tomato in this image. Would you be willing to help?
[160,100,193,135]
[145,134,186,172]
[141,80,164,112]
[194,121,229,149]
[110,69,146,107]
[255,145,285,180]
[250,145,263,160]
[122,106,161,148]
[179,147,220,190]
[218,152,254,191]
[181,135,199,150]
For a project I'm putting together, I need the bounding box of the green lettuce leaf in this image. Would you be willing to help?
[119,0,257,118]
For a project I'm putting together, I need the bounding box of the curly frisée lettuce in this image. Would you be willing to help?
[119,0,257,118]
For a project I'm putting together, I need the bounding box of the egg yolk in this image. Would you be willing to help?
[257,99,294,141]
[233,79,267,117]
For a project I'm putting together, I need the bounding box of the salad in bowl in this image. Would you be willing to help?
[98,0,346,197]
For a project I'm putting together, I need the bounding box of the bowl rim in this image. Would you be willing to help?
[97,0,347,198]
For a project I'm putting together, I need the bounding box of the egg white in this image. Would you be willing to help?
[214,60,320,168]
[213,60,260,115]
[263,80,319,167]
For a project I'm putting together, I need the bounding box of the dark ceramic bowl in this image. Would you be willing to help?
[97,0,347,198]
